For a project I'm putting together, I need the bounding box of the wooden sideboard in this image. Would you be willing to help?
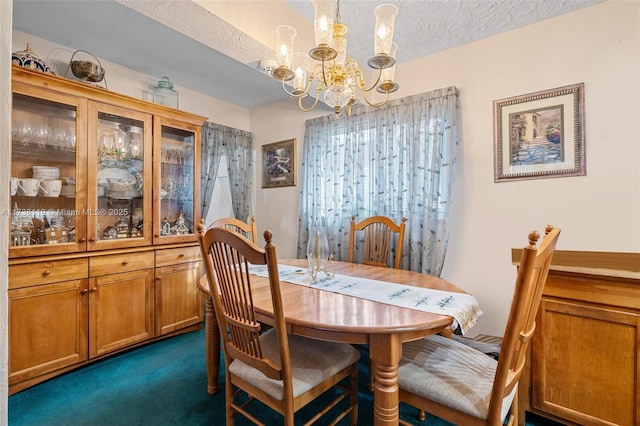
[512,250,640,426]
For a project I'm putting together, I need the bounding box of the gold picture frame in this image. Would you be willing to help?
[493,83,585,182]
[262,139,296,188]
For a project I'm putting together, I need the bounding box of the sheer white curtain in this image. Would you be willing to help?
[201,122,254,224]
[296,87,459,275]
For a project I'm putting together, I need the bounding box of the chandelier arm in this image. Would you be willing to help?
[298,90,322,112]
[360,87,390,108]
[356,67,383,93]
[280,78,312,99]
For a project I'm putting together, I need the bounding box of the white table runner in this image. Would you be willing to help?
[248,264,482,335]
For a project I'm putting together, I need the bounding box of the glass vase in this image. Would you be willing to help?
[306,227,329,280]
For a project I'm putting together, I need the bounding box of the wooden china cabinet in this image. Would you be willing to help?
[7,66,206,394]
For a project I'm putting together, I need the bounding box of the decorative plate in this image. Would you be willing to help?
[97,164,143,191]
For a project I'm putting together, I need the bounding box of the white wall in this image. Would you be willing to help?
[252,0,640,337]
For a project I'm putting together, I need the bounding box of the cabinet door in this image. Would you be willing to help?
[8,279,89,385]
[86,101,153,250]
[532,298,640,426]
[10,82,88,257]
[89,269,154,357]
[153,117,201,245]
[155,261,204,336]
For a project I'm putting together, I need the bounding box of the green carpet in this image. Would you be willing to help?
[8,329,544,425]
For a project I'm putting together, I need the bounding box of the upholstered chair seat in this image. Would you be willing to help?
[399,334,516,421]
[229,329,360,401]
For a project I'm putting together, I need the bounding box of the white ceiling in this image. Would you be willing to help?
[12,0,602,110]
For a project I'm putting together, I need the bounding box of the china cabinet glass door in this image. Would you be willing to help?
[10,84,87,257]
[87,102,152,250]
[153,118,200,244]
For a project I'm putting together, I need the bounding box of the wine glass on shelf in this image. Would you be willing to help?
[11,122,19,141]
[53,127,70,150]
[114,129,127,159]
[129,132,142,158]
[17,122,34,146]
[34,124,49,149]
[65,127,77,151]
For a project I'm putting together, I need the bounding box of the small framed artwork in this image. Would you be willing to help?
[262,138,296,188]
[493,83,585,182]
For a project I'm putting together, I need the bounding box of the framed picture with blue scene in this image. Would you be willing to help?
[493,83,585,182]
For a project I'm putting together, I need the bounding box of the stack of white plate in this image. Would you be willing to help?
[32,166,60,180]
[60,184,75,198]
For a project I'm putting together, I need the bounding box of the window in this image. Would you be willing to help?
[298,87,459,275]
[204,155,234,226]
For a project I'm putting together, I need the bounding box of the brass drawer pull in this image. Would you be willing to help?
[42,270,52,276]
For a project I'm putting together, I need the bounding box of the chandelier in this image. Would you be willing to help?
[271,0,399,115]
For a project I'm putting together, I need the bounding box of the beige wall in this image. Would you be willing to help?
[252,0,640,336]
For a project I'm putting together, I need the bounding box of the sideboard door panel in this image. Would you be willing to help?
[532,298,639,426]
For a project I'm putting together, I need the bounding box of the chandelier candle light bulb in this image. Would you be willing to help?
[377,42,399,93]
[272,0,399,115]
[311,0,335,58]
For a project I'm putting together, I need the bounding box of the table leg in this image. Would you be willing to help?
[204,295,220,394]
[370,333,402,425]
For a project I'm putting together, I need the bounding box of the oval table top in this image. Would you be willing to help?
[223,258,465,343]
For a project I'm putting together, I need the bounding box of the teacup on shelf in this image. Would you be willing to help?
[17,178,43,197]
[39,179,62,197]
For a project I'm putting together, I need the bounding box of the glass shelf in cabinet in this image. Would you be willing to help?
[12,142,76,163]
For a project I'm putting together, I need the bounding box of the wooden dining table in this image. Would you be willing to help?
[198,258,469,426]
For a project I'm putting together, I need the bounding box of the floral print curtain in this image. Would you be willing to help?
[296,87,459,276]
[201,122,254,223]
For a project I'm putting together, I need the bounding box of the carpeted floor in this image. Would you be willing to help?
[8,329,551,425]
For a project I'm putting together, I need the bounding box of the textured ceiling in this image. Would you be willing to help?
[12,0,603,110]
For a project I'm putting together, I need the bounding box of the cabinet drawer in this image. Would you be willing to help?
[544,272,640,310]
[90,251,154,276]
[155,246,201,267]
[9,258,88,289]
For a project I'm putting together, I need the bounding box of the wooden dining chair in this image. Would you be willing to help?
[349,215,407,269]
[197,216,258,394]
[209,215,258,244]
[349,215,407,389]
[197,224,360,426]
[397,225,561,426]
